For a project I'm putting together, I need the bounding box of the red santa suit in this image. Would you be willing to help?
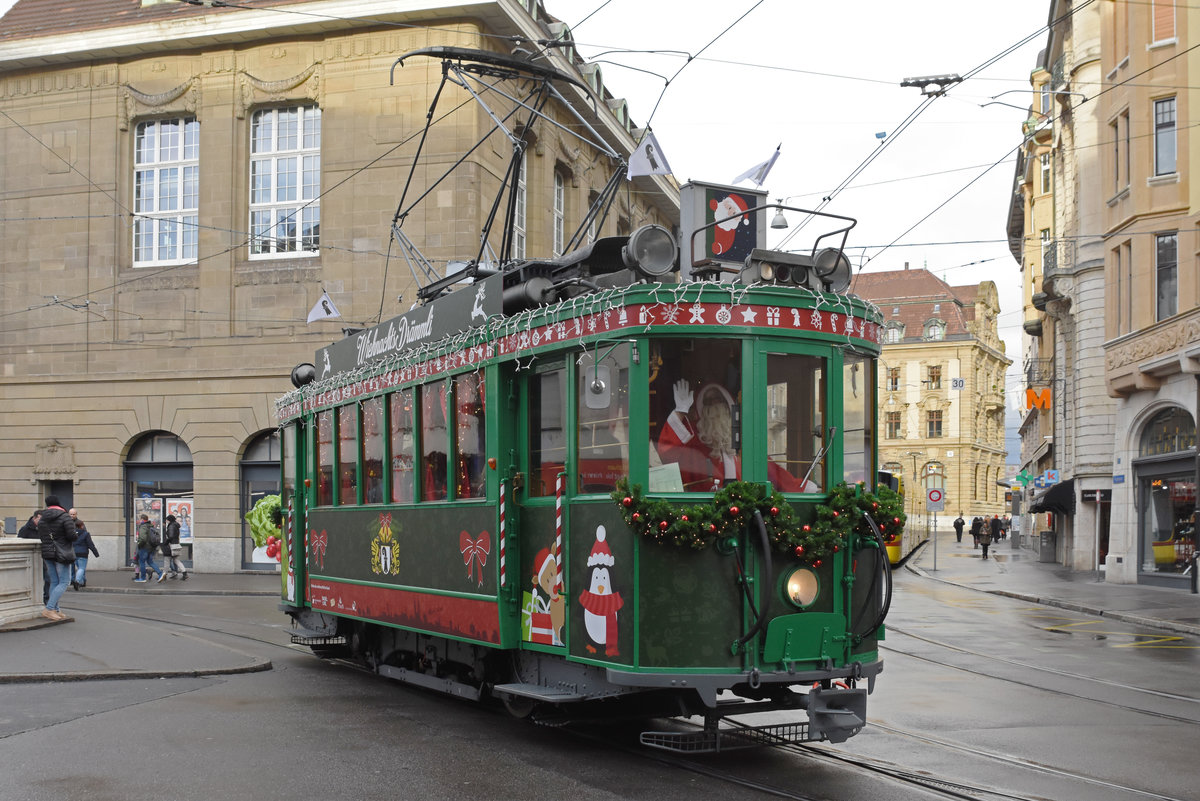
[657,410,816,492]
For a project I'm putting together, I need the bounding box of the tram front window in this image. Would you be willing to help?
[577,348,630,493]
[649,339,742,492]
[530,366,566,497]
[766,353,824,492]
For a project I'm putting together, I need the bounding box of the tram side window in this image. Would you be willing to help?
[649,338,742,492]
[338,404,358,505]
[455,371,486,499]
[766,353,825,492]
[530,366,566,497]
[316,409,334,506]
[842,353,874,487]
[281,422,296,522]
[362,397,384,504]
[421,381,449,501]
[577,348,630,493]
[390,389,415,503]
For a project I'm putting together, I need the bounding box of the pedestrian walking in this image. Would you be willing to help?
[71,517,100,589]
[970,516,983,549]
[135,514,166,584]
[161,514,189,580]
[953,513,965,543]
[18,511,50,604]
[979,519,994,560]
[37,495,77,621]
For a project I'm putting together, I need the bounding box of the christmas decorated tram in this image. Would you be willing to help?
[275,227,904,751]
[274,46,902,751]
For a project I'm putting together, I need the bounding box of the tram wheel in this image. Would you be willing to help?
[502,695,537,719]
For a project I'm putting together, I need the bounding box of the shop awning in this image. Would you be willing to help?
[1030,478,1075,515]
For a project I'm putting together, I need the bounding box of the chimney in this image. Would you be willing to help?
[904,262,909,270]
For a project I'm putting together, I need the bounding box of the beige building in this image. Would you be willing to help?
[853,268,1011,528]
[0,0,678,571]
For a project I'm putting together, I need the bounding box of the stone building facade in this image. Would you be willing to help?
[0,0,678,571]
[853,268,1011,529]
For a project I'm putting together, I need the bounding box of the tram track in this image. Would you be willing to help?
[882,626,1200,726]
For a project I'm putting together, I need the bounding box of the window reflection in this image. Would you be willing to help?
[337,405,357,505]
[362,397,383,504]
[390,390,414,503]
[766,353,824,492]
[421,382,448,500]
[577,348,630,493]
[530,366,566,496]
[455,372,486,499]
[842,353,873,486]
[316,409,333,506]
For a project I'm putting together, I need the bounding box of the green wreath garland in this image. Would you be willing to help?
[611,477,906,565]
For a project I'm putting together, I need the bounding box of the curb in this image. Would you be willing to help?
[0,658,273,685]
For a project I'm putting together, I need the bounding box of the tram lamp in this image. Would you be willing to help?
[621,224,678,277]
[784,566,820,608]
[740,247,852,293]
[290,362,317,388]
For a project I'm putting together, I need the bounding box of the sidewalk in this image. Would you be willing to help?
[0,569,282,683]
[906,529,1200,638]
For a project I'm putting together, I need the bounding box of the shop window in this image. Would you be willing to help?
[454,371,486,499]
[1139,406,1195,456]
[530,365,567,496]
[577,346,631,493]
[242,429,280,568]
[421,381,449,500]
[362,397,384,504]
[389,390,415,503]
[1141,477,1196,575]
[125,431,194,569]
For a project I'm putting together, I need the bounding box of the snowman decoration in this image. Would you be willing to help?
[578,525,623,657]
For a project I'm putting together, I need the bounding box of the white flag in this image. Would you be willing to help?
[307,292,341,324]
[627,132,673,180]
[732,144,781,186]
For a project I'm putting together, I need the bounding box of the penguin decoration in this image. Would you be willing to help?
[578,525,623,657]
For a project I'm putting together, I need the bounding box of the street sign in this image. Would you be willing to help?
[926,487,945,512]
[1045,469,1060,484]
[951,377,965,390]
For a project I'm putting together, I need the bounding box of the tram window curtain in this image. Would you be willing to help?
[316,409,334,506]
[390,390,415,503]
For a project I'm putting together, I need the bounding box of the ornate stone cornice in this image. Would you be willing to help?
[234,265,322,287]
[1105,309,1200,371]
[237,64,321,118]
[120,79,199,130]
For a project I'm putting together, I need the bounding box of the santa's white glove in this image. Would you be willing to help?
[672,379,693,415]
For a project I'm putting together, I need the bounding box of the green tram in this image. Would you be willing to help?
[275,225,892,751]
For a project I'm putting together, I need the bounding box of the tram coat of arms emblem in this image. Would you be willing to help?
[371,513,401,576]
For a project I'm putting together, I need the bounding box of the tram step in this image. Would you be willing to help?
[492,683,587,703]
[290,634,348,647]
[640,721,810,753]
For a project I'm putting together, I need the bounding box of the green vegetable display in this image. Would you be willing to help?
[245,494,282,548]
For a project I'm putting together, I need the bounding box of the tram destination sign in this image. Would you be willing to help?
[316,273,503,379]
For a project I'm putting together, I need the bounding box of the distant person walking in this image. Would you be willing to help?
[38,495,77,620]
[71,517,100,589]
[979,519,994,560]
[970,516,983,549]
[161,514,189,580]
[953,514,965,543]
[135,514,166,584]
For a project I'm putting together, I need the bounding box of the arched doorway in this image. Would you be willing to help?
[1134,406,1196,587]
[241,430,281,570]
[124,432,193,569]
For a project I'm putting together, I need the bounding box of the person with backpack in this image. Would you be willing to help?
[38,496,77,620]
[135,514,166,584]
[161,514,189,580]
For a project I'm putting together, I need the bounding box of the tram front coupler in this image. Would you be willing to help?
[802,684,868,743]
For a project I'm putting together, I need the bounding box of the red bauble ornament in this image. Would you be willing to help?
[893,517,900,524]
[794,545,805,556]
[814,559,822,567]
[622,496,633,507]
[632,512,641,522]
[659,520,669,531]
[681,514,689,522]
[802,524,811,532]
[729,506,740,516]
[709,523,717,533]
[832,510,839,518]
[833,545,839,553]
[770,506,779,516]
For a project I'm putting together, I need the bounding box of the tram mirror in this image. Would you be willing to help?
[814,247,852,293]
[584,365,612,410]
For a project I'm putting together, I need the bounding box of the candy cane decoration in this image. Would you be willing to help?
[554,473,564,593]
[498,481,506,587]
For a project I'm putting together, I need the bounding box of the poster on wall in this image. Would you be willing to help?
[166,498,194,544]
[133,496,163,533]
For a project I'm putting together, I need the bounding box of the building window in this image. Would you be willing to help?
[884,323,903,344]
[1156,233,1178,320]
[1040,153,1051,194]
[1039,85,1050,115]
[133,118,199,266]
[1152,0,1175,43]
[552,170,565,257]
[1154,97,1176,176]
[927,365,942,389]
[923,320,945,341]
[249,105,321,256]
[513,157,527,260]
[926,410,943,438]
[885,411,901,439]
[886,367,900,391]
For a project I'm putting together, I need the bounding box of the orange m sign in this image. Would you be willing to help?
[1025,387,1052,410]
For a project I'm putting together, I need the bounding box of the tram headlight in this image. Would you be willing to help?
[784,566,820,608]
[622,224,678,277]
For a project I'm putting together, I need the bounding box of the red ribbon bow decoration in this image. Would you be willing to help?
[311,529,328,568]
[459,530,491,587]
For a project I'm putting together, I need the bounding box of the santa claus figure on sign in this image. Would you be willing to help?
[709,192,753,258]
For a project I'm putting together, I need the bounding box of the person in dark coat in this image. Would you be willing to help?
[970,516,983,549]
[71,517,100,589]
[18,511,50,604]
[161,514,189,580]
[37,496,77,620]
[979,518,994,559]
[952,513,965,543]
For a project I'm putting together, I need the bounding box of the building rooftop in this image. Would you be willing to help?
[852,267,978,340]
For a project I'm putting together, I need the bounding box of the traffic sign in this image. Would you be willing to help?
[1044,469,1060,484]
[926,487,945,512]
[951,377,965,390]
